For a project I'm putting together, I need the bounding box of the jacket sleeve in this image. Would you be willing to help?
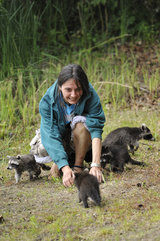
[85,86,106,140]
[39,94,69,170]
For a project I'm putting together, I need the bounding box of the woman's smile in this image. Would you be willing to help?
[59,78,83,105]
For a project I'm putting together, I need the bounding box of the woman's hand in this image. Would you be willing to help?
[61,165,75,187]
[89,166,102,183]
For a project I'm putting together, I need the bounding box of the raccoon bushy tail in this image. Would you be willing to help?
[38,163,51,170]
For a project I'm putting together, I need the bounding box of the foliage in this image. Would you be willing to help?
[0,0,160,80]
[0,0,41,77]
[0,45,159,139]
[0,1,159,239]
[0,1,159,138]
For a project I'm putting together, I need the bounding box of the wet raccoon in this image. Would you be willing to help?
[7,154,51,183]
[101,144,145,172]
[74,171,101,208]
[102,123,155,154]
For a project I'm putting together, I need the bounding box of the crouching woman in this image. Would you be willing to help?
[35,64,105,187]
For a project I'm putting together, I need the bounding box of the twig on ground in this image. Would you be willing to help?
[96,81,132,89]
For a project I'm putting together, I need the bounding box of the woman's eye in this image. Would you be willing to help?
[66,88,71,92]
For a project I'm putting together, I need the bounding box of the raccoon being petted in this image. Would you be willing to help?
[74,171,101,208]
[7,154,50,183]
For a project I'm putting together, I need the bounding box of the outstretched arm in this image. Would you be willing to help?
[89,137,102,183]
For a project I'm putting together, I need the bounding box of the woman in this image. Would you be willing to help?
[32,64,105,187]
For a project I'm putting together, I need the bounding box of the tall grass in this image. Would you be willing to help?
[1,0,159,82]
[0,49,159,139]
[0,1,41,79]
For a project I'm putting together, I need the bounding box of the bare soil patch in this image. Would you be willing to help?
[1,118,160,240]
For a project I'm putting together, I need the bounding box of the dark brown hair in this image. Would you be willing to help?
[58,64,89,96]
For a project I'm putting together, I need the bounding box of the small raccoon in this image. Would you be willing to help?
[7,154,51,183]
[102,123,155,154]
[101,144,145,172]
[74,171,101,208]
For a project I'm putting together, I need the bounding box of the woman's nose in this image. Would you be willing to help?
[71,90,76,97]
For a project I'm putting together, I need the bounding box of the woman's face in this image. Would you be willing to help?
[59,78,83,105]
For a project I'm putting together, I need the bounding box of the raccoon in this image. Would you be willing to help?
[102,123,155,154]
[7,154,51,183]
[101,144,145,172]
[74,171,101,208]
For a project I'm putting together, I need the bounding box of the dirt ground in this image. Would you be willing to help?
[1,138,160,240]
[1,98,160,240]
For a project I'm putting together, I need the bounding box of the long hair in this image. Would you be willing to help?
[58,64,89,97]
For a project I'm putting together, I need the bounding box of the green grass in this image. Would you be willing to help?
[0,107,160,240]
[0,47,159,139]
[0,47,160,240]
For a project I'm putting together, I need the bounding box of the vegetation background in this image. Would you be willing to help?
[0,0,160,240]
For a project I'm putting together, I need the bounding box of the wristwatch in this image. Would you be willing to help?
[90,163,100,168]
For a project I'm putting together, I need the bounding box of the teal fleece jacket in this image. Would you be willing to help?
[39,80,106,170]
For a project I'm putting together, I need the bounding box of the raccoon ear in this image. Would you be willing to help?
[7,155,11,159]
[16,155,21,159]
[102,147,113,157]
[102,146,109,153]
[74,172,79,178]
[141,123,146,131]
[106,151,113,158]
